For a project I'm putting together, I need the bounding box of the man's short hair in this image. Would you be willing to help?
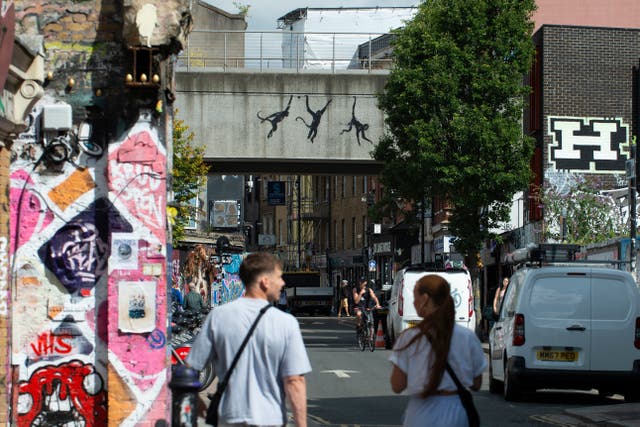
[239,252,282,288]
[189,283,196,291]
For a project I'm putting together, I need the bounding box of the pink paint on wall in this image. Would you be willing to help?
[106,117,169,423]
[108,130,166,243]
[534,0,640,31]
[9,170,54,254]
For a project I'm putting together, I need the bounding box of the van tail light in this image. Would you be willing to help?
[398,284,404,317]
[635,318,640,349]
[513,314,525,346]
[468,280,474,318]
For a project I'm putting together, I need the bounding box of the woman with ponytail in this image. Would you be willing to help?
[389,274,486,427]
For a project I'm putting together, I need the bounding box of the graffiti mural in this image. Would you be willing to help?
[295,95,332,143]
[257,95,293,139]
[16,360,107,427]
[106,110,169,424]
[9,169,55,254]
[548,117,629,173]
[0,236,7,316]
[340,96,371,144]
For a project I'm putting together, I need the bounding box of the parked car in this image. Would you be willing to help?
[486,261,640,402]
[386,265,476,345]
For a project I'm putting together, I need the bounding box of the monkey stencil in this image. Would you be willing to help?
[340,96,372,144]
[296,95,332,143]
[257,95,293,138]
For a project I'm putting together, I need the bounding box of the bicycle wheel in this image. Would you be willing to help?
[357,327,366,351]
[198,361,216,391]
[368,324,376,352]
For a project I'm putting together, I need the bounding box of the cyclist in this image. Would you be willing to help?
[353,278,381,330]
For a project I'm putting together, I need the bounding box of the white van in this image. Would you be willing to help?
[488,265,640,401]
[386,267,476,345]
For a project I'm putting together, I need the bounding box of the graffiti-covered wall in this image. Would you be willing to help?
[537,25,640,188]
[9,0,190,425]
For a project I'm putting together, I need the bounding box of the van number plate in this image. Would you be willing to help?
[536,350,577,362]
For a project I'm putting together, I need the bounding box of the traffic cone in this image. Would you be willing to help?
[375,320,386,348]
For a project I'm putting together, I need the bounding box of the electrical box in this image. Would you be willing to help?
[42,104,72,131]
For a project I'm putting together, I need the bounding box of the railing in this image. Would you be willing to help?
[177,30,395,73]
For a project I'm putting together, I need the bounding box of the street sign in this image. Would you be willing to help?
[368,259,376,272]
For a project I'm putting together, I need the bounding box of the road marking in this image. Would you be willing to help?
[320,369,359,378]
[301,335,339,339]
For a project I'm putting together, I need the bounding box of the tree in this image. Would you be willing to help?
[537,177,626,245]
[171,112,209,247]
[374,0,537,258]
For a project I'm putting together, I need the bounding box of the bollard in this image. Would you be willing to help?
[169,365,202,427]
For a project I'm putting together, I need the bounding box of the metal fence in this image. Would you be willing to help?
[177,30,395,72]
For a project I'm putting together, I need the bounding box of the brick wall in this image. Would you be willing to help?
[539,25,640,190]
[0,145,10,426]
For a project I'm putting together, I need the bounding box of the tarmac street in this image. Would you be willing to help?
[194,316,640,427]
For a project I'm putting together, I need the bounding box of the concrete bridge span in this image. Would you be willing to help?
[175,70,389,174]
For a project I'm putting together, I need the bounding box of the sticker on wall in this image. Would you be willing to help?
[118,281,156,333]
[548,117,629,173]
[111,233,138,270]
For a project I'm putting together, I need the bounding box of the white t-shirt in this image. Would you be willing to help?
[389,324,486,395]
[187,297,312,425]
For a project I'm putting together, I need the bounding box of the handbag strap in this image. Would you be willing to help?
[215,304,272,395]
[445,362,467,393]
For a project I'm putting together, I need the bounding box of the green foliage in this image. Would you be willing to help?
[539,177,626,245]
[172,113,209,247]
[374,0,537,257]
[233,2,251,17]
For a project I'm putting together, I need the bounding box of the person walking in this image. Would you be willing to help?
[493,277,510,315]
[338,280,350,317]
[187,252,311,427]
[389,274,486,427]
[171,281,183,307]
[183,283,205,312]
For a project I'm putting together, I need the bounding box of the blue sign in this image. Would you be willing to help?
[368,259,376,271]
[267,181,285,205]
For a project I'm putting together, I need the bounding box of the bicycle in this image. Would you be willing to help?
[356,307,377,352]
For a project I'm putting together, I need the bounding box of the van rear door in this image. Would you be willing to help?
[589,270,638,372]
[526,270,591,371]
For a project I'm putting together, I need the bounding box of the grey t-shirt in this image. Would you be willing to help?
[187,297,312,425]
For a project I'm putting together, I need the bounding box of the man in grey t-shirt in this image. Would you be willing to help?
[187,252,311,427]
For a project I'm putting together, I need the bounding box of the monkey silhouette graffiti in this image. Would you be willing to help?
[257,95,293,138]
[296,96,332,143]
[340,96,372,145]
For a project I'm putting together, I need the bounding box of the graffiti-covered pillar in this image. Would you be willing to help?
[106,109,170,424]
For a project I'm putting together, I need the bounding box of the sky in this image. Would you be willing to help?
[205,1,421,31]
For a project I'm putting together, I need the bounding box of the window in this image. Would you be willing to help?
[351,217,356,248]
[341,219,345,249]
[333,220,338,250]
[324,177,330,201]
[363,176,368,194]
[185,196,198,229]
[363,216,367,246]
[278,219,283,245]
[352,176,357,195]
[341,177,346,198]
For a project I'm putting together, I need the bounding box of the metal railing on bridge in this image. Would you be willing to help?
[177,30,395,73]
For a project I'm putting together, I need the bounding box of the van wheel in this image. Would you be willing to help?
[503,362,522,401]
[488,354,503,394]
